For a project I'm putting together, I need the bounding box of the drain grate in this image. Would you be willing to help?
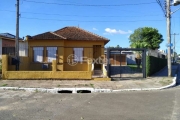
[57,90,73,93]
[77,90,91,93]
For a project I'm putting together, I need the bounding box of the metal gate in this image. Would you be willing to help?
[106,48,146,80]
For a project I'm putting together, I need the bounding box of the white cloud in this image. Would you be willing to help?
[93,27,98,31]
[105,28,132,35]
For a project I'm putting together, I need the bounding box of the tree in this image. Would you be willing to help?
[106,45,121,48]
[129,27,164,50]
[116,45,120,48]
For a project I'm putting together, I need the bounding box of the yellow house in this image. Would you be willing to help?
[2,26,110,80]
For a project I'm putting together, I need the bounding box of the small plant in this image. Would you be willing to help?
[35,89,39,93]
[85,84,89,87]
[57,84,61,87]
[2,84,8,87]
[90,83,94,88]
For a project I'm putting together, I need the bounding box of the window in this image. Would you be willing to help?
[73,48,83,62]
[2,47,15,55]
[33,47,43,62]
[47,47,57,62]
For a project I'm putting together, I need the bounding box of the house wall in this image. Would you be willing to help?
[127,54,136,65]
[64,40,105,71]
[28,40,105,71]
[0,38,2,59]
[28,40,64,71]
[2,39,15,47]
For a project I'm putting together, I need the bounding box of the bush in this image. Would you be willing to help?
[146,56,167,76]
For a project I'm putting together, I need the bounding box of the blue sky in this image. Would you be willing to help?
[1,0,180,54]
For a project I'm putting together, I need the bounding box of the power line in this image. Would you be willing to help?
[23,0,157,7]
[21,17,164,23]
[156,0,166,17]
[0,9,164,18]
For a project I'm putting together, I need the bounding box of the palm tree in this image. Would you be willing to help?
[131,41,147,68]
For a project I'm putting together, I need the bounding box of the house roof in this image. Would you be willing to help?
[54,26,109,41]
[0,33,23,41]
[28,26,109,44]
[30,32,66,40]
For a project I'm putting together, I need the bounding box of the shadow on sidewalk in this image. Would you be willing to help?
[152,64,179,77]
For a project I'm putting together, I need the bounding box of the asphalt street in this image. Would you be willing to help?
[0,86,180,120]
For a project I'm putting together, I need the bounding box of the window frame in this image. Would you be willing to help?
[73,48,84,62]
[46,47,57,63]
[33,47,44,63]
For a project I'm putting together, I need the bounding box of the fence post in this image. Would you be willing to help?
[107,48,110,77]
[52,60,57,71]
[2,55,8,79]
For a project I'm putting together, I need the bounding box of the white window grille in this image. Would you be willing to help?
[47,47,57,62]
[33,47,43,62]
[73,48,83,62]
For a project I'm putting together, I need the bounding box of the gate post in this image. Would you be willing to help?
[107,48,110,77]
[142,49,146,78]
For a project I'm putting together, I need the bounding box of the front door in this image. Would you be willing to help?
[93,45,101,70]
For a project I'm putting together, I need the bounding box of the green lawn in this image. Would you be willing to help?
[127,64,142,71]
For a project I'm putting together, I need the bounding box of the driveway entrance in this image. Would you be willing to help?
[106,48,146,80]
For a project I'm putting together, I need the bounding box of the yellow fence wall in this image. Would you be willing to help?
[2,55,92,80]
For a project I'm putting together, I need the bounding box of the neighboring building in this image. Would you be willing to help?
[104,50,137,65]
[0,33,28,58]
[2,26,110,80]
[123,51,136,65]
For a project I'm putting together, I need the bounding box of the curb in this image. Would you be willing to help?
[0,75,177,93]
[113,74,177,92]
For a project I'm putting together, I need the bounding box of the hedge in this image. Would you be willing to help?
[146,56,167,76]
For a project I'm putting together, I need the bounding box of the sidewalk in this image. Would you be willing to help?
[0,65,179,90]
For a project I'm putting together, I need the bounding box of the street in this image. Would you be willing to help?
[0,86,180,120]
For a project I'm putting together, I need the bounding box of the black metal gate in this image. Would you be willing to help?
[106,48,146,80]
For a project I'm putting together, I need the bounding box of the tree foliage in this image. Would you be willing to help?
[129,27,164,50]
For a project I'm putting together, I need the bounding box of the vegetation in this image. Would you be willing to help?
[127,64,142,72]
[1,84,8,87]
[146,56,167,76]
[129,27,164,50]
[129,27,164,69]
[106,45,121,48]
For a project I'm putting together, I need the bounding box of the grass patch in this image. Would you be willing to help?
[1,84,8,87]
[159,79,172,86]
[127,64,142,72]
[90,83,94,88]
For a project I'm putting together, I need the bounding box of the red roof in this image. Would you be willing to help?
[29,27,109,43]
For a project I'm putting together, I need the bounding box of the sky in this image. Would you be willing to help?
[1,0,180,54]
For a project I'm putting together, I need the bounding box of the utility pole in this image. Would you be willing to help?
[15,0,20,70]
[171,33,179,63]
[166,0,172,77]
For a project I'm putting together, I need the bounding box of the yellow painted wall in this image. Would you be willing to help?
[2,55,92,80]
[8,56,30,71]
[3,71,91,80]
[64,63,88,71]
[28,40,64,71]
[28,40,106,71]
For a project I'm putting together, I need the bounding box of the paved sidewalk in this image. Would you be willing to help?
[0,65,179,90]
